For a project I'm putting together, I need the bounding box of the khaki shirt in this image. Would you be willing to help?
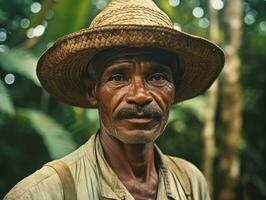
[4,133,210,200]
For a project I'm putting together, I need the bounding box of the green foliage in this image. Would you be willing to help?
[0,49,40,86]
[0,80,15,116]
[176,97,207,122]
[69,108,99,136]
[44,0,92,42]
[16,109,77,159]
[0,9,7,21]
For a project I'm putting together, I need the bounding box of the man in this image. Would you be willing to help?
[5,0,224,199]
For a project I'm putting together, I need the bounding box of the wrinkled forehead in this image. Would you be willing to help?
[87,47,178,79]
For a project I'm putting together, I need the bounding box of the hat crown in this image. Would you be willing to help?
[90,0,173,28]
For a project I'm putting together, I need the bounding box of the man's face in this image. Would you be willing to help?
[93,54,176,144]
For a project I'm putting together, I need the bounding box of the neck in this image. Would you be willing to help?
[99,129,157,182]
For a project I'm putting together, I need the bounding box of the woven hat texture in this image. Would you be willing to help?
[37,0,225,108]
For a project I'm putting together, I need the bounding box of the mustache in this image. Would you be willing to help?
[113,105,162,121]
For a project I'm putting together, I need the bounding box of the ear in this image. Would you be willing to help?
[170,83,176,105]
[83,78,98,108]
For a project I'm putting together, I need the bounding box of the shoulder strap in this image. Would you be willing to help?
[166,157,193,200]
[44,160,77,200]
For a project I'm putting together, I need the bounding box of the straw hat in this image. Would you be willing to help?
[37,0,224,108]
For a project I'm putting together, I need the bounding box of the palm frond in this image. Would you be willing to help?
[44,0,92,41]
[0,49,40,86]
[17,109,78,159]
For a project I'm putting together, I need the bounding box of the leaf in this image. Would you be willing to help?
[0,79,15,116]
[170,96,207,122]
[0,9,7,22]
[0,49,40,86]
[156,0,176,19]
[44,0,92,42]
[68,108,99,135]
[17,109,77,159]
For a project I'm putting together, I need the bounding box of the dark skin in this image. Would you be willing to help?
[85,53,176,200]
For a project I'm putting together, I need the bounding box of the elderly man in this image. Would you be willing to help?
[5,0,224,200]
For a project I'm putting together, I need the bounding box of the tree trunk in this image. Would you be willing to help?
[201,0,220,197]
[219,0,243,199]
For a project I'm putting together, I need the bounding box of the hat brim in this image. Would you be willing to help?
[37,25,224,108]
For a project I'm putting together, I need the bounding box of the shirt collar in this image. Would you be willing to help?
[154,144,180,200]
[155,144,192,199]
[93,133,132,199]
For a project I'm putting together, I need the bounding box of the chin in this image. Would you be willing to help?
[114,128,162,144]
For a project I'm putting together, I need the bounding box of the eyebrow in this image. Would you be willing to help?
[103,62,133,75]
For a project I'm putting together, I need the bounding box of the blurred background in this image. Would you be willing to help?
[0,0,265,199]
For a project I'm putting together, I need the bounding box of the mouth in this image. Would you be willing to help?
[123,117,154,124]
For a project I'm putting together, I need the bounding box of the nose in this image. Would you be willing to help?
[125,78,153,106]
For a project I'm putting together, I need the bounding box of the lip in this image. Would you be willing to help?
[123,118,154,123]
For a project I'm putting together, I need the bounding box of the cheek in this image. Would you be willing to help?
[97,85,127,114]
[151,83,175,110]
[97,87,111,115]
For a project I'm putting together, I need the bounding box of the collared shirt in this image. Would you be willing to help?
[4,133,210,200]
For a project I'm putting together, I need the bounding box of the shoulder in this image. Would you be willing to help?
[60,133,97,168]
[164,155,210,199]
[4,134,98,200]
[60,134,98,182]
[4,165,63,200]
[168,156,205,180]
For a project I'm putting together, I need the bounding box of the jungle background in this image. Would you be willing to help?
[0,0,265,199]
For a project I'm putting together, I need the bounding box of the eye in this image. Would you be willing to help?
[108,73,128,82]
[147,72,169,86]
[151,73,166,81]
